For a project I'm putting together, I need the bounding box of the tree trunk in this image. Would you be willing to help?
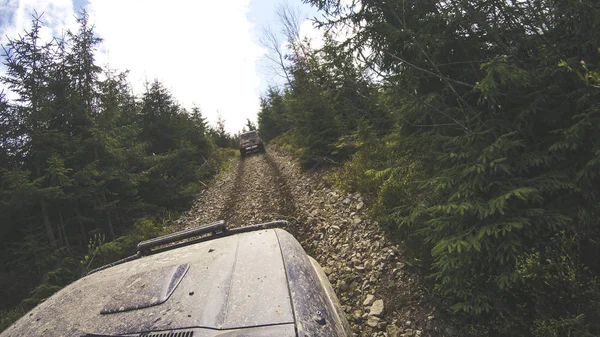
[27,219,43,276]
[102,193,116,239]
[114,207,122,227]
[40,199,57,249]
[57,214,63,248]
[107,212,115,240]
[76,207,87,248]
[59,211,70,249]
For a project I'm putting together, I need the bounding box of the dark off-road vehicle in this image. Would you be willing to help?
[239,131,265,158]
[1,221,352,337]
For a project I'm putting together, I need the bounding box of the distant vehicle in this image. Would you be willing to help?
[239,130,265,158]
[1,220,352,337]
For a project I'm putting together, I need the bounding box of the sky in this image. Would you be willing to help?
[0,0,323,133]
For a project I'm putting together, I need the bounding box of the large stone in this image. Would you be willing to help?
[386,324,401,337]
[338,280,349,292]
[366,315,380,327]
[369,299,384,317]
[363,294,375,306]
[400,329,414,337]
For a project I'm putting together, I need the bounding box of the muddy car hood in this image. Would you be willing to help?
[2,229,296,337]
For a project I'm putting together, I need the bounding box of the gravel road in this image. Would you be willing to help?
[174,150,451,337]
[176,152,297,229]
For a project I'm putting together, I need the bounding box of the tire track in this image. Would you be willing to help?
[218,152,298,228]
[218,157,246,225]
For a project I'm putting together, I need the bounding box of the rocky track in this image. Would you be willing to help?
[176,152,297,229]
[175,150,450,337]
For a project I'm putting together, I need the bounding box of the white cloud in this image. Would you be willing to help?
[297,19,355,51]
[298,19,324,50]
[295,2,374,78]
[1,0,265,134]
[0,0,77,45]
[87,0,264,133]
[0,0,77,100]
[296,0,361,52]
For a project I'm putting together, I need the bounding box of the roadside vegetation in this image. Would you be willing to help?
[2,1,600,335]
[0,12,238,331]
[259,0,600,335]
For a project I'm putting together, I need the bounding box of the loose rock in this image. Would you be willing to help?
[363,294,375,306]
[386,324,401,337]
[366,316,380,327]
[369,299,385,317]
[338,280,350,292]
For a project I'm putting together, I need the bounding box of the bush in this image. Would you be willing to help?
[82,217,167,271]
[0,304,28,332]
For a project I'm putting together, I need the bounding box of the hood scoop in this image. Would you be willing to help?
[101,264,189,314]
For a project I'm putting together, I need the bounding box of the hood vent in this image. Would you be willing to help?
[101,264,189,314]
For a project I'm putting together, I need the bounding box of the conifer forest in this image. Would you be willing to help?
[2,0,600,336]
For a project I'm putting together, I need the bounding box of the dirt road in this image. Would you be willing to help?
[175,150,446,337]
[177,152,297,230]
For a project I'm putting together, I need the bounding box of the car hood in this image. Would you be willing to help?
[2,229,294,337]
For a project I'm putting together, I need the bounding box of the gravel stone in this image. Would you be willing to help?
[367,316,381,327]
[369,299,385,317]
[363,294,376,306]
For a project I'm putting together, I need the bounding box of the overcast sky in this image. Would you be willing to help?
[0,0,322,133]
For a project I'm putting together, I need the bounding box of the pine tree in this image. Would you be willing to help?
[244,118,257,131]
[140,80,180,155]
[257,87,292,142]
[211,113,233,148]
[2,13,60,248]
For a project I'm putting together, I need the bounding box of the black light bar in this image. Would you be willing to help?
[87,220,289,275]
[137,220,227,254]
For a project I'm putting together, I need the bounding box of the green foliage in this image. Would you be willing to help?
[208,113,238,149]
[269,130,302,157]
[81,217,167,271]
[0,10,232,332]
[0,304,28,332]
[257,33,391,168]
[23,252,79,306]
[244,118,257,132]
[258,87,292,142]
[292,0,600,334]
